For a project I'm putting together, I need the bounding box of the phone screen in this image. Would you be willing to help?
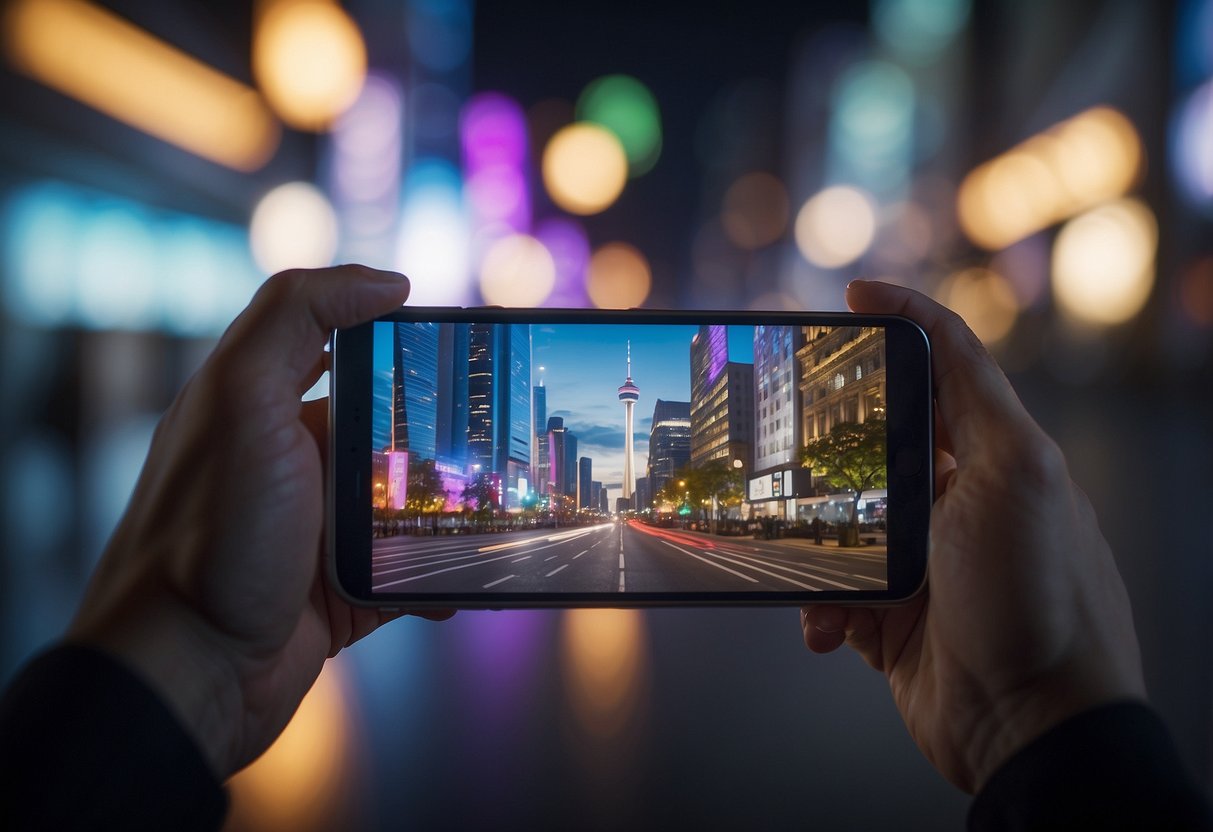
[351,315,923,602]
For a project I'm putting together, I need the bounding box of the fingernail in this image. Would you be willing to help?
[846,279,869,290]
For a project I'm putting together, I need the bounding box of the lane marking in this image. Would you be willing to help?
[659,540,759,583]
[511,556,532,563]
[618,528,626,591]
[545,555,558,561]
[375,551,531,588]
[373,537,575,579]
[484,575,516,588]
[546,564,569,577]
[573,549,588,559]
[720,551,861,589]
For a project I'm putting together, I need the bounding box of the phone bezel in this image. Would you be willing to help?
[329,307,932,607]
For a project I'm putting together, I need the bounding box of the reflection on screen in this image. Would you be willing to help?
[370,321,888,594]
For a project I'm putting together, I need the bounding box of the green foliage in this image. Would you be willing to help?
[405,457,447,517]
[658,458,745,518]
[801,418,887,525]
[461,475,497,520]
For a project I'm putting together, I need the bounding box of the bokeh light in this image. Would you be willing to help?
[1170,79,1213,212]
[576,74,663,176]
[3,0,279,171]
[561,608,646,739]
[226,661,352,829]
[872,0,971,64]
[542,123,629,215]
[534,217,591,307]
[462,93,530,230]
[405,0,472,74]
[3,181,259,334]
[478,233,556,306]
[1179,256,1213,327]
[249,181,339,275]
[395,160,471,306]
[829,61,915,193]
[794,185,877,268]
[958,106,1143,250]
[936,266,1019,344]
[254,0,367,131]
[1051,198,1158,326]
[586,242,652,308]
[721,172,789,249]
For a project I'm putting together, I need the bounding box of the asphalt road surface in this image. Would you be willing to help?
[371,520,887,594]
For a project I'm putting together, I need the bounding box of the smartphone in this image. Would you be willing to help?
[329,308,932,608]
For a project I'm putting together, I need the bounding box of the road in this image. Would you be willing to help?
[372,520,887,594]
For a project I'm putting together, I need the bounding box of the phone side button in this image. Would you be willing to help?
[895,448,922,477]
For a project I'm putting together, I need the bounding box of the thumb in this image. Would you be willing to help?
[215,265,408,393]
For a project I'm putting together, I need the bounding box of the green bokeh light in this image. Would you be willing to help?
[576,74,662,177]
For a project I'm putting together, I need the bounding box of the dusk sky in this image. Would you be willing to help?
[374,321,755,500]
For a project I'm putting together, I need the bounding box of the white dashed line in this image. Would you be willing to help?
[483,575,516,588]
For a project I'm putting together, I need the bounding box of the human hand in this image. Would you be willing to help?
[68,266,452,779]
[801,280,1145,793]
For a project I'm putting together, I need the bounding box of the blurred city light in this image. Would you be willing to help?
[576,74,663,177]
[828,61,915,195]
[1052,198,1158,326]
[331,74,403,204]
[3,181,259,334]
[253,0,367,131]
[3,0,279,171]
[872,0,971,64]
[479,233,556,306]
[957,106,1143,250]
[395,160,472,306]
[1176,0,1213,85]
[406,0,472,74]
[462,93,530,231]
[542,123,629,215]
[226,661,353,830]
[1179,256,1213,327]
[721,172,789,250]
[1170,79,1213,213]
[794,185,877,268]
[872,201,933,268]
[535,218,591,307]
[249,182,339,275]
[561,608,646,739]
[586,242,652,308]
[936,266,1019,345]
[330,73,403,265]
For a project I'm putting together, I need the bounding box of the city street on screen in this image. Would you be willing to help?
[371,320,890,594]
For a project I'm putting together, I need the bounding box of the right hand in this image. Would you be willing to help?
[801,280,1146,793]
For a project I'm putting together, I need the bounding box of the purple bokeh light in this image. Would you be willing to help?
[535,217,590,307]
[460,92,528,173]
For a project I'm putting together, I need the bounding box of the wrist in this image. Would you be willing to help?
[68,592,244,779]
[968,671,1147,792]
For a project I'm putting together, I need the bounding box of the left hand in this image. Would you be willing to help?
[69,266,452,779]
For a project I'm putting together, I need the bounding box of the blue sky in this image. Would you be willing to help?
[374,321,755,496]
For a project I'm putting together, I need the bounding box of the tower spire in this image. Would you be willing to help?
[627,340,632,379]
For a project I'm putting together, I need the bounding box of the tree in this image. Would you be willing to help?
[801,418,887,546]
[406,458,447,528]
[461,475,498,525]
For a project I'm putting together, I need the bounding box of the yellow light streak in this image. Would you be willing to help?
[957,107,1142,251]
[3,0,280,171]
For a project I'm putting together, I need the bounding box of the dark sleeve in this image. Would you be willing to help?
[0,644,228,831]
[969,701,1213,831]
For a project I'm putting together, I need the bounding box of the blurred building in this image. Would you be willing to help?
[634,475,651,514]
